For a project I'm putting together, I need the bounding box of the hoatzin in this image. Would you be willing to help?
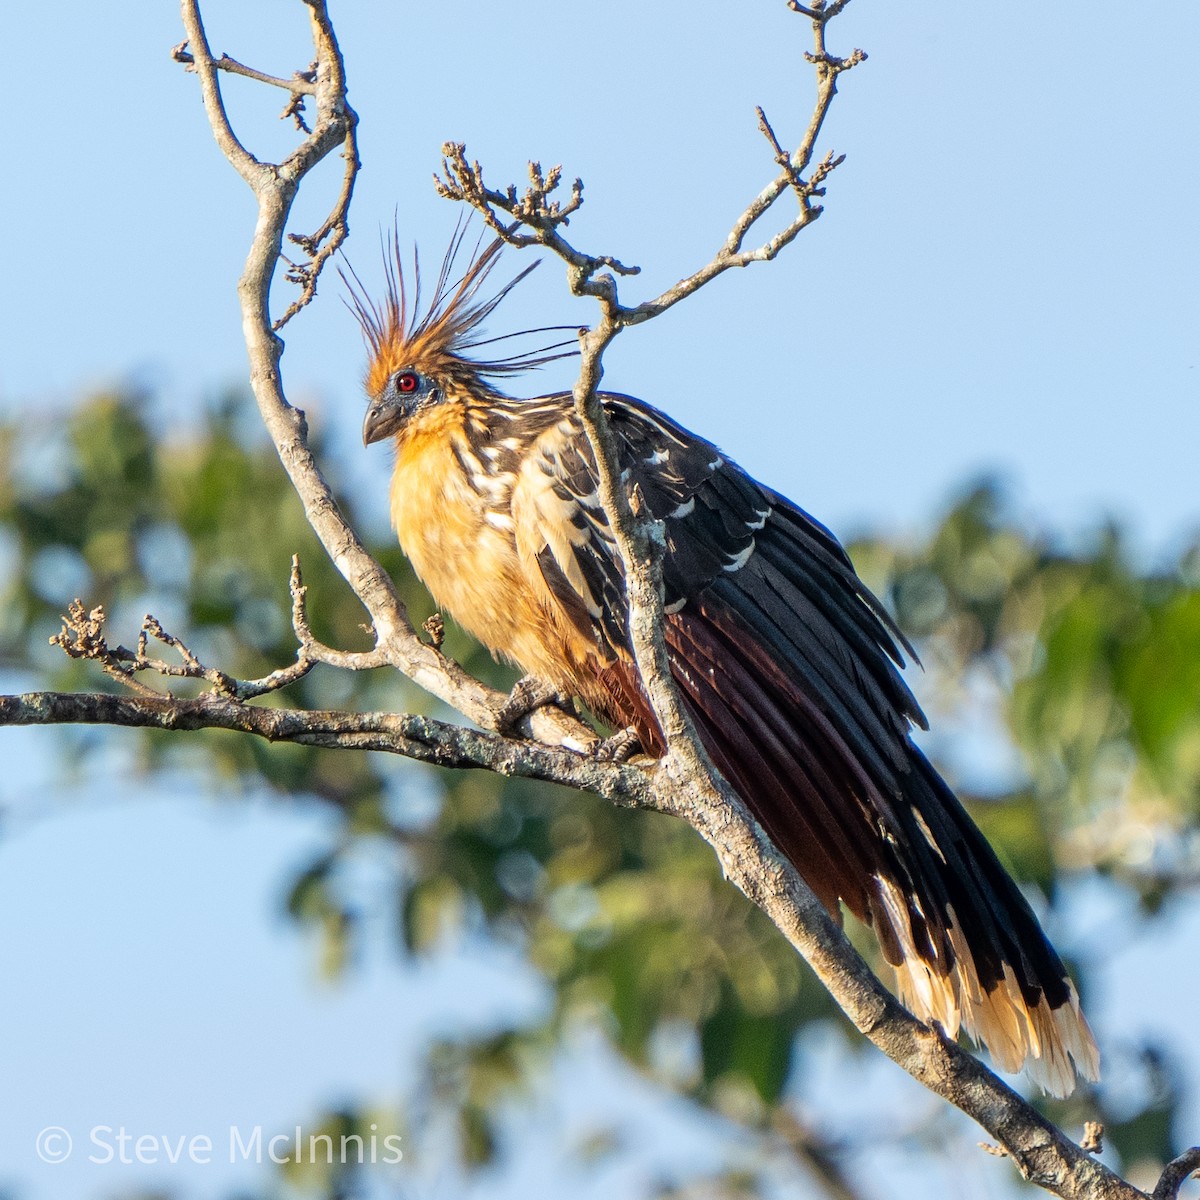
[351,234,1100,1096]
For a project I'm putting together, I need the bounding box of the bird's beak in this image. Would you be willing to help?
[362,397,402,446]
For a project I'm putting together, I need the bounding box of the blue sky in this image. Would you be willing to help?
[1,2,1198,1198]
[3,3,1197,553]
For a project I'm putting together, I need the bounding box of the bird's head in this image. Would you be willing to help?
[345,228,576,446]
[360,362,442,446]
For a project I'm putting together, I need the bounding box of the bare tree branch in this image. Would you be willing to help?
[434,15,862,325]
[0,691,652,803]
[172,0,595,753]
[173,9,261,187]
[1152,1149,1200,1200]
[172,40,317,96]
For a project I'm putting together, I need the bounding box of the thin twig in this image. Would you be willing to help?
[1153,1148,1200,1200]
[273,117,360,328]
[434,145,640,306]
[757,105,807,198]
[172,41,317,95]
[285,555,392,674]
[435,21,863,328]
[49,602,162,699]
[173,16,261,187]
[787,0,853,23]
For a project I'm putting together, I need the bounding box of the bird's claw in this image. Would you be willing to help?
[593,726,643,763]
[496,674,576,735]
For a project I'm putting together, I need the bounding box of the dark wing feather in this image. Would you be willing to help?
[529,421,629,651]
[523,390,1094,1090]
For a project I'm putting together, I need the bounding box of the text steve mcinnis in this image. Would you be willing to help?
[35,1123,405,1166]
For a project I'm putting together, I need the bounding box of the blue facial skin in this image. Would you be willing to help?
[362,369,440,445]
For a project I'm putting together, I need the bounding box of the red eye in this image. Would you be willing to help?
[396,371,420,394]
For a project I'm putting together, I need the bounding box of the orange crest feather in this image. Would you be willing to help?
[341,226,577,398]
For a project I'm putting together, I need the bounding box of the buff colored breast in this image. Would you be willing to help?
[389,405,592,687]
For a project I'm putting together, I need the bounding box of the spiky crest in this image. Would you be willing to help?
[341,224,578,399]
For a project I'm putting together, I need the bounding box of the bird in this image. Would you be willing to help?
[349,231,1100,1097]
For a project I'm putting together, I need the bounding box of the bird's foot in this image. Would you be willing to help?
[593,726,643,763]
[496,675,576,735]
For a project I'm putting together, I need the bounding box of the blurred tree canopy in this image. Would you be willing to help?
[2,392,1198,1199]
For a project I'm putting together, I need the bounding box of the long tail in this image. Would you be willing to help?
[659,499,1099,1096]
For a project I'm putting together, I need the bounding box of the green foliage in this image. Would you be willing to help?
[3,396,1198,1196]
[273,1105,406,1194]
[860,482,1200,895]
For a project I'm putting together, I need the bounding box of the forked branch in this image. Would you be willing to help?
[172,0,594,752]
